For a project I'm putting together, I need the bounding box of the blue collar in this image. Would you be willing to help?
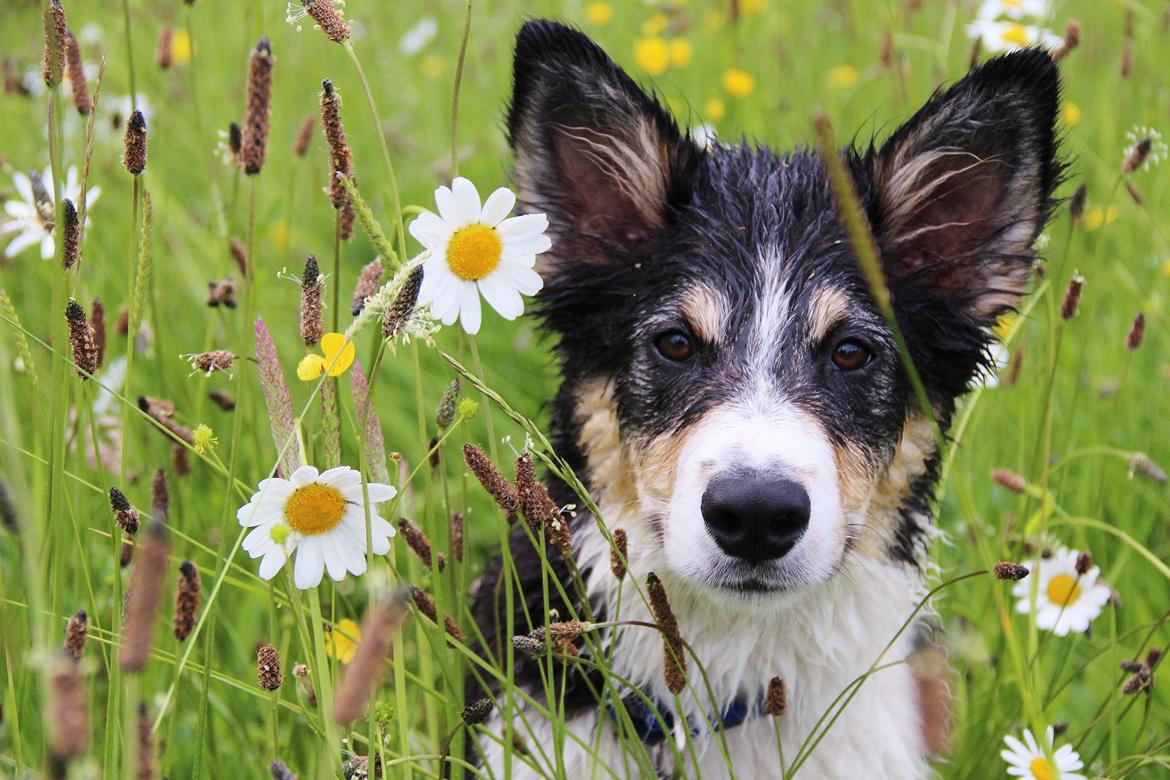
[606,692,762,746]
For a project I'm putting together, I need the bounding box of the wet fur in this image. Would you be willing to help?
[467,19,1061,778]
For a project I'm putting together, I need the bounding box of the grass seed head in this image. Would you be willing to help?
[42,0,67,88]
[320,79,352,207]
[90,298,106,370]
[48,653,87,760]
[646,572,686,694]
[173,561,201,641]
[293,115,314,156]
[110,487,140,534]
[209,389,236,410]
[293,663,317,707]
[228,121,242,161]
[1075,552,1092,575]
[765,676,788,717]
[610,528,628,580]
[351,258,384,316]
[1052,21,1080,61]
[137,701,155,779]
[65,299,98,378]
[994,562,1030,581]
[462,444,520,517]
[992,468,1027,493]
[450,512,464,562]
[257,642,283,690]
[333,591,410,724]
[207,277,237,309]
[230,237,249,276]
[63,609,89,660]
[269,759,298,780]
[1060,275,1085,320]
[121,520,171,671]
[515,452,560,534]
[171,442,190,475]
[409,586,464,643]
[1129,452,1168,484]
[398,517,445,571]
[303,0,350,43]
[122,110,148,175]
[461,698,494,726]
[1125,312,1145,350]
[0,479,18,533]
[241,38,274,175]
[64,30,89,114]
[1124,137,1152,173]
[299,255,323,345]
[190,349,236,376]
[1069,184,1086,221]
[512,634,546,659]
[436,379,461,428]
[381,265,423,340]
[155,26,174,70]
[150,468,169,522]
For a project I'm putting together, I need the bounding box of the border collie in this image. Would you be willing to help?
[469,19,1060,778]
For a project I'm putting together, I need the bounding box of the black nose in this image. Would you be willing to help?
[701,473,810,564]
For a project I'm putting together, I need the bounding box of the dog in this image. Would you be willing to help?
[467,19,1061,778]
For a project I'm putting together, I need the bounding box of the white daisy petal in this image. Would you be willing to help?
[288,465,320,487]
[12,172,33,204]
[434,184,459,223]
[40,235,55,260]
[258,546,288,580]
[322,536,346,581]
[497,260,545,296]
[478,273,525,320]
[480,187,516,226]
[294,540,325,589]
[5,230,44,258]
[497,213,550,243]
[458,281,483,334]
[363,483,397,503]
[451,177,482,223]
[409,210,448,247]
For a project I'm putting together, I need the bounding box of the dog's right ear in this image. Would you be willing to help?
[508,20,699,280]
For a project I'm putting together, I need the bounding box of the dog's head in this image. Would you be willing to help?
[509,20,1060,597]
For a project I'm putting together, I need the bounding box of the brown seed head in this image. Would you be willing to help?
[48,653,87,759]
[1124,180,1144,206]
[461,697,493,726]
[398,517,445,571]
[450,512,464,562]
[409,586,464,643]
[299,255,324,345]
[436,379,461,428]
[174,443,192,476]
[66,299,98,378]
[269,759,298,780]
[110,487,140,534]
[646,572,686,694]
[121,520,171,671]
[765,676,788,717]
[150,468,169,523]
[1129,452,1168,484]
[293,663,317,707]
[1120,41,1132,79]
[241,38,274,175]
[515,452,559,532]
[257,642,282,690]
[228,121,242,160]
[1068,184,1086,221]
[139,395,195,445]
[293,115,314,156]
[512,634,546,659]
[123,110,148,175]
[1060,275,1085,320]
[1052,20,1080,61]
[63,610,89,660]
[61,198,80,269]
[228,237,248,279]
[1122,668,1151,695]
[43,0,68,88]
[137,701,155,780]
[304,0,351,43]
[994,562,1030,581]
[121,536,134,567]
[155,26,174,70]
[173,561,201,641]
[333,591,410,724]
[320,79,352,207]
[546,620,587,643]
[65,31,90,114]
[115,305,130,336]
[1124,137,1152,173]
[351,258,384,316]
[192,349,236,376]
[1074,552,1092,575]
[90,298,106,370]
[381,265,423,340]
[991,468,1027,493]
[610,528,628,580]
[209,389,236,411]
[338,199,356,240]
[1147,648,1163,668]
[1125,312,1145,350]
[463,443,520,517]
[0,478,18,533]
[207,277,237,309]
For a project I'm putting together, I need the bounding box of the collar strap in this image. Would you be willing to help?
[606,692,762,746]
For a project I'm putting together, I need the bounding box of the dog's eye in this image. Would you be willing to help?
[654,330,694,362]
[831,339,872,372]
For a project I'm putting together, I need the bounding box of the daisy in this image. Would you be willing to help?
[399,17,438,56]
[966,19,1062,52]
[1013,547,1111,636]
[237,465,397,589]
[1002,727,1085,780]
[976,0,1051,21]
[409,177,550,335]
[2,166,101,260]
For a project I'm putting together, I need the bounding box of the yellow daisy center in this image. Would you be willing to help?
[1029,757,1053,780]
[1047,574,1082,607]
[284,483,347,535]
[447,223,503,281]
[1001,23,1030,46]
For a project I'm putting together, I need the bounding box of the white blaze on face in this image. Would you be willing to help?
[651,395,845,589]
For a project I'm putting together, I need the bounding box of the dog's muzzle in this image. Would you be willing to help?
[700,470,810,564]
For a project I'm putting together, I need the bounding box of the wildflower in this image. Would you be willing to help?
[642,13,669,36]
[704,97,726,122]
[241,38,274,175]
[172,27,192,65]
[1061,102,1081,127]
[722,67,756,97]
[409,178,549,334]
[121,520,171,671]
[257,642,283,690]
[299,255,324,345]
[325,618,361,664]
[1123,127,1166,172]
[173,561,201,641]
[351,258,384,315]
[669,38,693,68]
[1080,206,1117,232]
[192,424,218,454]
[297,332,355,380]
[826,64,858,88]
[122,110,148,175]
[1060,275,1085,320]
[63,609,89,660]
[634,37,670,76]
[976,0,1051,20]
[965,20,1061,52]
[1013,547,1111,636]
[156,26,174,69]
[399,17,438,56]
[1001,727,1085,780]
[2,167,100,260]
[333,591,410,725]
[65,299,98,378]
[186,349,236,376]
[585,2,613,25]
[237,465,397,588]
[765,676,787,717]
[647,572,686,694]
[610,528,628,580]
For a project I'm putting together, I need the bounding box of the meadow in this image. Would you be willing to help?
[0,0,1168,777]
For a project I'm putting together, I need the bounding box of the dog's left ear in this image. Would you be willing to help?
[866,49,1061,328]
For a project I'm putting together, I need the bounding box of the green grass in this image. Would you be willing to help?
[1,0,1168,777]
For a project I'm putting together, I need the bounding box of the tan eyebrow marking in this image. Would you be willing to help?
[681,286,729,345]
[808,286,852,344]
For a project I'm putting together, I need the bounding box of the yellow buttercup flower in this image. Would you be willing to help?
[642,13,669,36]
[192,424,218,455]
[325,618,361,664]
[584,2,613,25]
[992,312,1018,342]
[704,97,726,122]
[634,37,670,76]
[269,219,290,253]
[827,64,858,89]
[670,38,693,68]
[172,28,192,65]
[1062,102,1081,127]
[742,0,768,14]
[722,68,756,98]
[422,55,446,79]
[1080,206,1118,232]
[297,332,355,380]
